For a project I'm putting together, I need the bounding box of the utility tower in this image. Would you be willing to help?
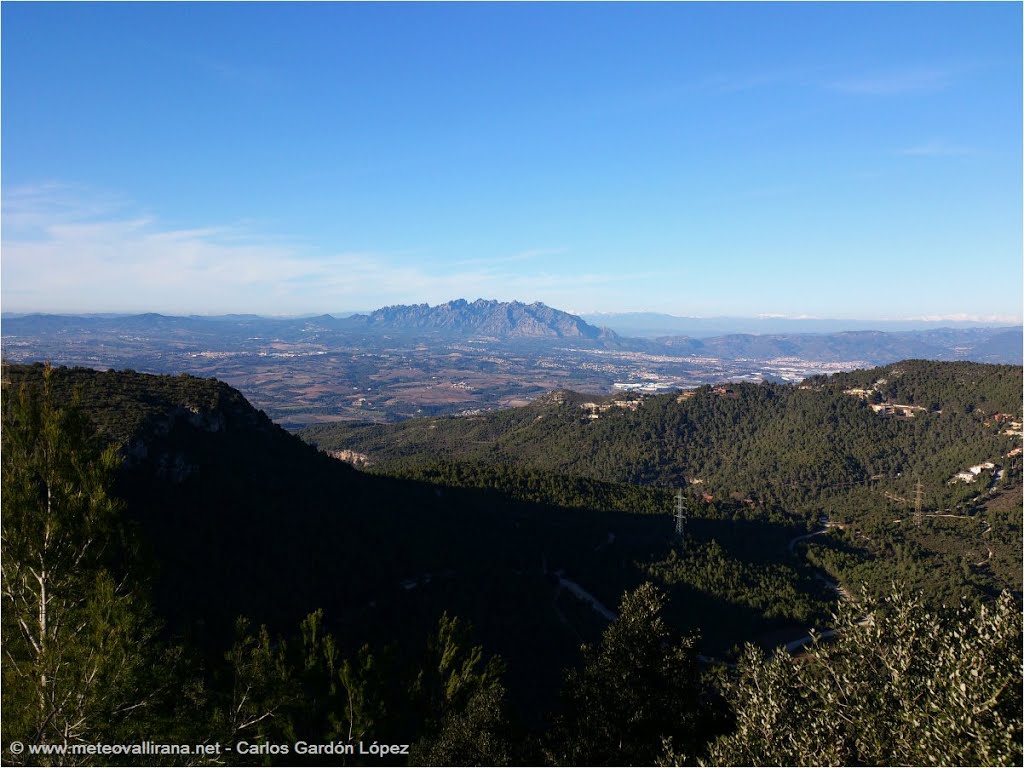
[675,488,687,542]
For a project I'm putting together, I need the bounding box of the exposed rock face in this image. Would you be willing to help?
[344,299,617,339]
[327,449,372,468]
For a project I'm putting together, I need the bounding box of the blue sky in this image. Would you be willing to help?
[2,2,1021,320]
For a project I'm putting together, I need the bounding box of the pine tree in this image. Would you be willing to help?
[546,583,707,766]
[1,365,162,762]
[408,613,515,766]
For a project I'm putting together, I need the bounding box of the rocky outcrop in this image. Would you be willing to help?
[327,448,372,468]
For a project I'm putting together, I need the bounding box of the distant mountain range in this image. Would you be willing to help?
[642,327,1023,365]
[582,311,1022,339]
[339,299,617,339]
[3,300,1021,366]
[1,300,615,342]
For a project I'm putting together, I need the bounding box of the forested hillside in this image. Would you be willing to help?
[303,360,1023,606]
[304,362,1020,510]
[808,360,1022,414]
[3,362,1020,766]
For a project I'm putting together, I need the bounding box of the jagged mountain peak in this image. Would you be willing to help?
[346,298,617,339]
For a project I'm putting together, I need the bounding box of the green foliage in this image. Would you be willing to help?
[4,361,1019,766]
[647,539,828,643]
[212,618,294,751]
[1,365,167,762]
[412,613,497,713]
[546,583,707,766]
[280,609,387,748]
[811,360,1023,417]
[2,362,253,450]
[304,362,1022,608]
[408,613,515,766]
[703,588,1023,767]
[390,459,678,516]
[413,681,514,766]
[306,362,1020,522]
[208,610,396,762]
[204,609,518,766]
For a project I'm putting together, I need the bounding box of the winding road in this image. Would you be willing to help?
[788,520,834,554]
[549,516,857,662]
[554,569,618,622]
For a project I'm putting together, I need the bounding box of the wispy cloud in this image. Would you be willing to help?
[0,184,648,315]
[909,313,1022,324]
[3,182,133,233]
[828,67,958,95]
[898,139,977,157]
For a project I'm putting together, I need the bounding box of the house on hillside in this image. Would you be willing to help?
[869,402,926,418]
[843,387,873,398]
[949,461,999,484]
